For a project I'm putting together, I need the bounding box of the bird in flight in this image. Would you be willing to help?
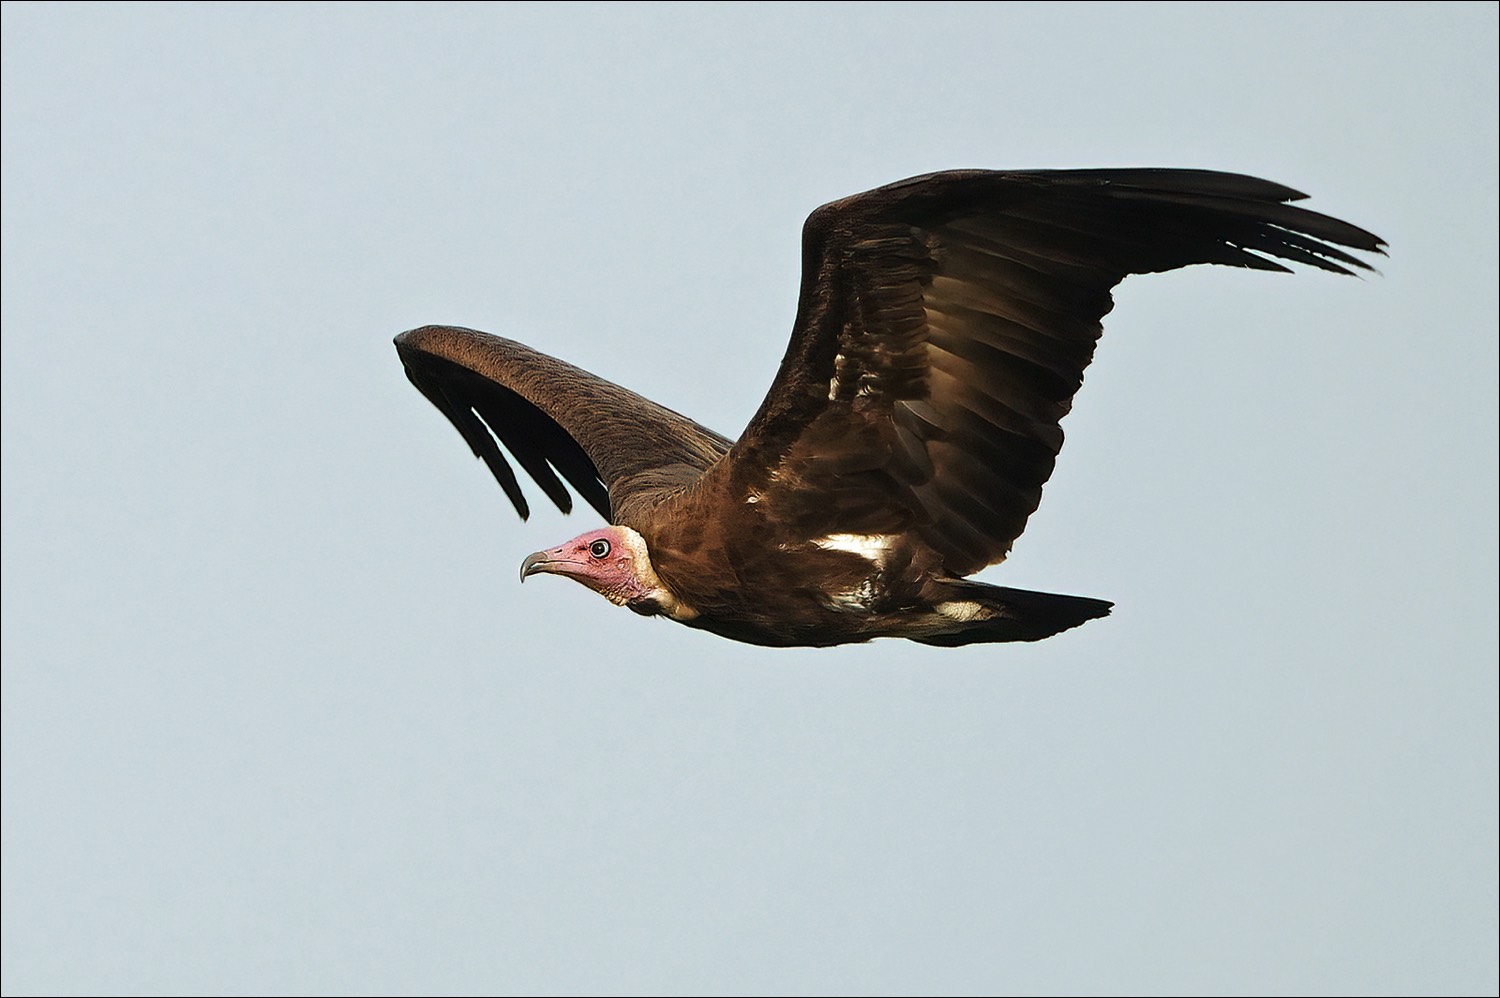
[396,169,1383,647]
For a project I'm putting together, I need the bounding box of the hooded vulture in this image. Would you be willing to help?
[395,168,1383,648]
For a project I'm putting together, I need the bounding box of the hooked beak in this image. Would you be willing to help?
[519,547,585,583]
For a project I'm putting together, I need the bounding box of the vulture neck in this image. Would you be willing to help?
[616,526,698,622]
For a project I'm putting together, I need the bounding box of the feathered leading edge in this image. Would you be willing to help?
[397,169,1384,648]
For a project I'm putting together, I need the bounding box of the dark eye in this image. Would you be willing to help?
[589,539,611,558]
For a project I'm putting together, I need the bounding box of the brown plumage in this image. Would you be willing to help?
[395,168,1384,647]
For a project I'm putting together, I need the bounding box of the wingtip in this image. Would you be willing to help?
[393,326,429,350]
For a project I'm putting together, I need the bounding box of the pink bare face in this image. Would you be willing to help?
[518,526,654,606]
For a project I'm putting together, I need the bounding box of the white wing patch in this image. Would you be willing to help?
[813,533,898,565]
[812,534,899,614]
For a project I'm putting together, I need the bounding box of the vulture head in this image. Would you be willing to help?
[519,526,691,619]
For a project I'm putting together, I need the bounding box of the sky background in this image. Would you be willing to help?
[3,3,1496,995]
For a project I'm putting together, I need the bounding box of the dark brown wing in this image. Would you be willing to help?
[395,325,732,525]
[727,169,1386,576]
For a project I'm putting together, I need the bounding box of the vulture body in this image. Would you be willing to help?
[396,169,1384,648]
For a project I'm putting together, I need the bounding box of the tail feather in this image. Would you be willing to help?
[911,580,1112,647]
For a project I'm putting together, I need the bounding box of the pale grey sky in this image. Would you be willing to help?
[3,3,1496,995]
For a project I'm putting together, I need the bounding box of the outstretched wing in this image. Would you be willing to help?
[727,169,1385,576]
[395,325,732,525]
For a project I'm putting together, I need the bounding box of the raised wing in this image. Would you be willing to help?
[728,169,1385,576]
[395,326,732,525]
